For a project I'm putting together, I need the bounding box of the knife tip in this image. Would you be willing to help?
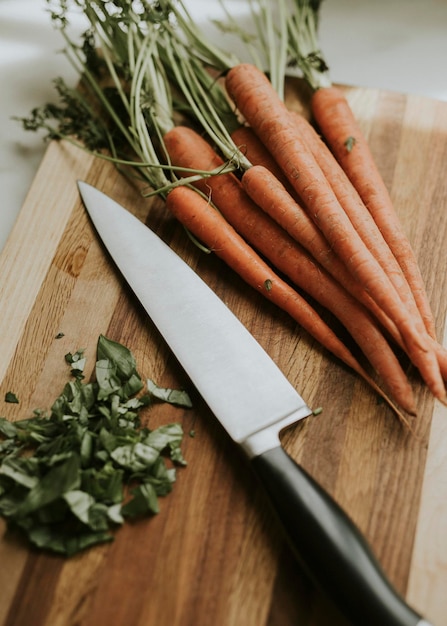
[77,180,88,194]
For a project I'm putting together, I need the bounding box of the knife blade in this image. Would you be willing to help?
[78,181,432,626]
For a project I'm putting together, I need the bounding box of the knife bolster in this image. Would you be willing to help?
[241,427,281,458]
[241,406,311,458]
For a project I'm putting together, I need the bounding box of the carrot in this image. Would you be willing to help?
[241,163,406,355]
[290,111,408,293]
[241,164,370,300]
[230,125,291,189]
[289,111,434,337]
[229,128,382,313]
[164,185,353,363]
[231,126,412,328]
[164,184,411,419]
[230,123,415,343]
[311,85,437,341]
[166,126,368,317]
[361,300,447,383]
[234,126,447,383]
[224,63,445,402]
[288,110,447,383]
[174,124,413,353]
[163,126,416,414]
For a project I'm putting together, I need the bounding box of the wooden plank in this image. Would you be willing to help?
[0,82,447,625]
[407,320,447,624]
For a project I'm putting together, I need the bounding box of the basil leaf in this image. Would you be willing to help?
[22,522,113,556]
[147,379,192,408]
[63,489,95,525]
[110,442,159,473]
[0,417,18,439]
[97,335,137,382]
[0,457,39,489]
[16,454,81,517]
[5,392,19,404]
[122,483,159,517]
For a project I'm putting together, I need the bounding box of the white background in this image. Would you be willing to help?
[1,0,447,253]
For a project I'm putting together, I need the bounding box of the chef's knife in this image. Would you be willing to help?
[78,181,432,626]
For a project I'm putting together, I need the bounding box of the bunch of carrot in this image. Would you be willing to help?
[31,0,447,420]
[152,0,447,419]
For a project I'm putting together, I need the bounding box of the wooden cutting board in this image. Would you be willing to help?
[1,81,447,626]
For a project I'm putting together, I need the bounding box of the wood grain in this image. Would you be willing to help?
[1,82,447,626]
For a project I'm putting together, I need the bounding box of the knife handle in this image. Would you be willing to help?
[251,445,431,626]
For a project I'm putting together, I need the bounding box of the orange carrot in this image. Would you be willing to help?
[231,125,291,189]
[167,126,363,315]
[230,127,405,321]
[290,111,408,294]
[289,111,447,383]
[230,127,383,312]
[164,185,354,363]
[241,165,367,298]
[163,126,416,413]
[360,299,447,383]
[241,165,400,346]
[311,85,437,340]
[230,125,401,318]
[165,184,411,418]
[233,123,447,383]
[289,111,434,337]
[224,63,445,402]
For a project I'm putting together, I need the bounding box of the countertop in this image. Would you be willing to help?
[1,0,447,253]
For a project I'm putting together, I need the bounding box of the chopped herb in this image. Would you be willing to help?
[65,348,86,369]
[147,379,193,408]
[65,348,86,380]
[344,136,356,152]
[55,332,65,339]
[264,279,273,291]
[0,335,191,556]
[4,392,19,404]
[0,418,17,438]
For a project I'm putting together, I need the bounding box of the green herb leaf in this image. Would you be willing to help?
[21,522,114,557]
[0,417,17,438]
[97,335,137,383]
[344,136,357,152]
[16,453,81,518]
[65,349,86,379]
[122,482,159,517]
[147,379,192,408]
[5,392,19,404]
[63,489,96,525]
[0,457,39,490]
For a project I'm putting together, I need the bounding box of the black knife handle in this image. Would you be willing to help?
[251,445,431,626]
